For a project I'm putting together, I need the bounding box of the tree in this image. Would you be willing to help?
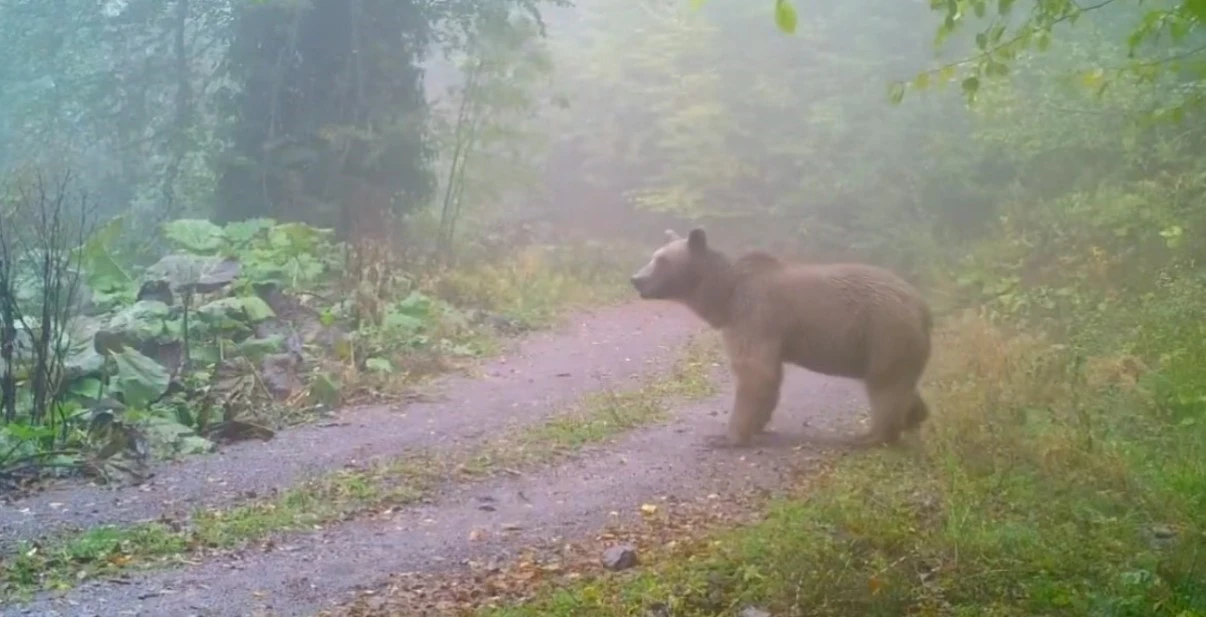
[431,10,556,263]
[214,0,436,236]
[0,0,232,227]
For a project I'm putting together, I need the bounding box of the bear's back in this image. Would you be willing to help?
[728,257,930,379]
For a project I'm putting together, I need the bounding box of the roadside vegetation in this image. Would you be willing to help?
[0,203,634,490]
[2,0,1206,614]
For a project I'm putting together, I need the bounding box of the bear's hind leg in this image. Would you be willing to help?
[902,392,929,433]
[750,364,782,435]
[846,379,915,448]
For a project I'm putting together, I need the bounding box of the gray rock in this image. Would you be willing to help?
[260,352,303,399]
[601,544,639,571]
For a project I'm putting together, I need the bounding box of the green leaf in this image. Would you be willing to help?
[103,300,174,346]
[63,316,105,379]
[143,416,214,455]
[384,311,425,332]
[365,357,393,373]
[774,0,798,34]
[112,347,171,410]
[222,218,276,246]
[1185,0,1206,19]
[240,296,276,322]
[268,222,333,254]
[888,82,907,105]
[309,372,342,408]
[237,335,284,362]
[961,76,981,99]
[78,218,134,293]
[176,435,216,455]
[913,71,930,90]
[145,254,241,294]
[68,377,104,400]
[162,219,227,254]
[196,297,255,327]
[396,290,432,315]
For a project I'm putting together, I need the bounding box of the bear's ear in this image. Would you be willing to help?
[687,228,707,253]
[664,229,683,242]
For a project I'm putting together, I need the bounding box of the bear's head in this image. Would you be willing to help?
[630,228,710,300]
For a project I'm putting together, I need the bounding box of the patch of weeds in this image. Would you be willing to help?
[0,336,720,602]
[2,524,189,595]
[477,315,1206,617]
[0,451,444,602]
[426,242,637,330]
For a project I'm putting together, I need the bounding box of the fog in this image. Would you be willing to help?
[1,0,1190,268]
[1,1,1205,613]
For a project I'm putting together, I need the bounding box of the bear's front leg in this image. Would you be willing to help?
[704,341,783,449]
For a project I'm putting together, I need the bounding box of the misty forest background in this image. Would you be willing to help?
[1,0,1205,613]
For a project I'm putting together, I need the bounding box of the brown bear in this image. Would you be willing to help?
[630,228,933,448]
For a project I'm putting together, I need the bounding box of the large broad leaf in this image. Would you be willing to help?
[103,300,173,346]
[68,377,104,400]
[383,309,425,333]
[365,357,393,373]
[383,291,433,333]
[145,254,240,294]
[63,316,105,379]
[241,296,275,321]
[143,416,214,456]
[237,335,284,363]
[112,347,171,410]
[162,219,227,255]
[396,290,433,316]
[196,296,276,326]
[268,222,334,253]
[223,218,276,247]
[77,217,135,295]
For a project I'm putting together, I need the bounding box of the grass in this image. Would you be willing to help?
[424,242,638,329]
[477,312,1206,617]
[0,334,721,602]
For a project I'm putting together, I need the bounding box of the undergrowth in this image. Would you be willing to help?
[425,240,637,328]
[483,301,1206,616]
[0,214,635,489]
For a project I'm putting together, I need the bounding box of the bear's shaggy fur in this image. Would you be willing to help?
[630,228,933,448]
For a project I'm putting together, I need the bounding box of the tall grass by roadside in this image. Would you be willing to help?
[482,307,1206,617]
